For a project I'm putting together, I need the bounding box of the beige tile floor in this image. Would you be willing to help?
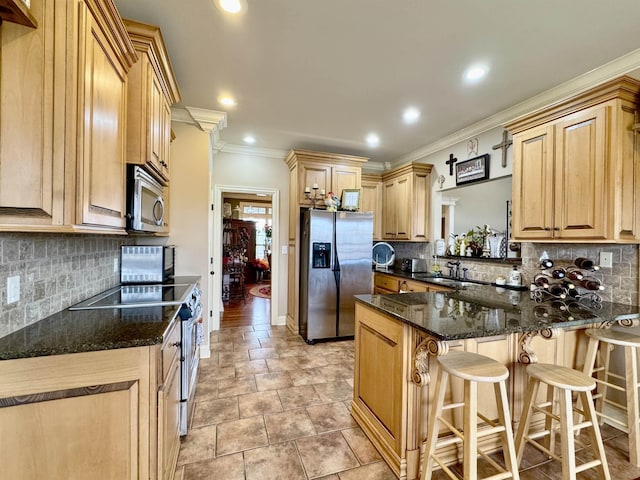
[174,324,640,480]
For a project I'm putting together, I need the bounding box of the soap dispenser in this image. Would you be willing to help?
[508,266,522,286]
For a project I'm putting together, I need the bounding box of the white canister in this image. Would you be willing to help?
[508,266,521,286]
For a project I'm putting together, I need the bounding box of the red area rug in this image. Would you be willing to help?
[249,285,271,299]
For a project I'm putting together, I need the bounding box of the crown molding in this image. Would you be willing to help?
[221,143,289,159]
[171,106,227,134]
[393,47,640,166]
[361,161,385,173]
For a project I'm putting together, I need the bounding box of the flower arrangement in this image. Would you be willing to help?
[264,224,272,238]
[252,258,269,270]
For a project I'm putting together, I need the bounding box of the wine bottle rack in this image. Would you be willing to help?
[530,257,604,321]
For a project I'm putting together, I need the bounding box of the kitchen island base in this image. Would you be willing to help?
[351,302,595,480]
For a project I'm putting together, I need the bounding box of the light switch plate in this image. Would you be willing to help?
[7,275,20,304]
[113,257,119,273]
[599,252,613,268]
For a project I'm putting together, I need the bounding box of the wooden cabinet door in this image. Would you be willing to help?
[354,305,405,456]
[361,178,382,240]
[554,105,608,239]
[158,352,181,480]
[511,124,555,239]
[161,97,172,178]
[76,1,127,229]
[395,174,411,240]
[410,170,430,241]
[150,74,164,176]
[331,165,360,202]
[0,0,66,229]
[298,163,331,206]
[382,180,397,239]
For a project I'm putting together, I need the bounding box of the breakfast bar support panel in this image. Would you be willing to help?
[352,302,592,480]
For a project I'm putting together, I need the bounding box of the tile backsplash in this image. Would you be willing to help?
[0,233,131,338]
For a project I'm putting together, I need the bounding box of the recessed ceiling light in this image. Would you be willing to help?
[243,135,256,144]
[464,64,489,83]
[366,133,380,147]
[403,107,421,124]
[219,96,236,107]
[214,0,246,14]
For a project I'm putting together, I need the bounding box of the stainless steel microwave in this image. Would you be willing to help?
[126,165,165,233]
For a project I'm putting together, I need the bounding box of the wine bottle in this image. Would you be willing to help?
[580,277,605,291]
[575,257,594,269]
[551,268,566,279]
[562,281,576,290]
[533,274,550,288]
[540,258,554,269]
[548,284,567,298]
[566,268,584,281]
[550,300,567,311]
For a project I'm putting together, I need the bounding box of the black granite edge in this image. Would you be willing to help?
[374,268,528,291]
[0,276,202,361]
[0,337,163,361]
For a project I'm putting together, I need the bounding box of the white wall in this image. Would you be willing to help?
[212,149,290,324]
[401,126,514,241]
[169,122,212,352]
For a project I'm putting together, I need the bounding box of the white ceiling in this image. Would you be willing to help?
[113,0,640,165]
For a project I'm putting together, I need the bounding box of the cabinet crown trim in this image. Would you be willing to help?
[285,149,369,169]
[124,19,181,105]
[506,75,640,134]
[86,0,138,70]
[382,162,433,181]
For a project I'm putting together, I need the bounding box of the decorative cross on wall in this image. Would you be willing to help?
[445,153,457,176]
[492,130,513,168]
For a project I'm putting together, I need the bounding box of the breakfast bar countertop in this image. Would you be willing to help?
[0,276,201,361]
[355,284,640,341]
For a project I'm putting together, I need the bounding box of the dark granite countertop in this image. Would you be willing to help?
[355,284,640,341]
[0,276,201,360]
[373,267,529,291]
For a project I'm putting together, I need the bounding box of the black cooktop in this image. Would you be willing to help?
[69,283,193,310]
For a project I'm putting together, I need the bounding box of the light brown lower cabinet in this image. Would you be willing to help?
[0,319,181,480]
[351,302,594,480]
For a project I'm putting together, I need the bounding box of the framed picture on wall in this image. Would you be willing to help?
[340,189,360,211]
[456,154,490,186]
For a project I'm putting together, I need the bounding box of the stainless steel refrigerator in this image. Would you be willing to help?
[299,209,373,343]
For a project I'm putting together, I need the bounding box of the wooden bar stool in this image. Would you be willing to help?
[582,327,640,466]
[420,350,520,480]
[515,363,610,480]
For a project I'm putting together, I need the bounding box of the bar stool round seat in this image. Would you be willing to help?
[583,327,640,466]
[420,350,520,480]
[515,363,610,480]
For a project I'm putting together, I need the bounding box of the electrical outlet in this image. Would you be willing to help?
[599,252,613,268]
[113,257,119,273]
[419,254,425,259]
[7,275,20,304]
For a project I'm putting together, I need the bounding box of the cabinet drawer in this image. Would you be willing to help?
[374,274,399,292]
[161,320,181,381]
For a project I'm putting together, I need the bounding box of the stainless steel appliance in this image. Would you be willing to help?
[126,165,166,233]
[69,280,203,436]
[299,209,373,343]
[401,257,428,272]
[177,285,203,435]
[120,245,175,284]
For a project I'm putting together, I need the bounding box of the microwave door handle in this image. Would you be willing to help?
[153,196,165,226]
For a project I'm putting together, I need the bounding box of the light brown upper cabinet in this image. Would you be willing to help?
[73,0,137,230]
[0,0,136,233]
[361,173,382,241]
[507,76,640,242]
[381,162,433,242]
[124,19,181,186]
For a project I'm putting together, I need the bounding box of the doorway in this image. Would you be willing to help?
[221,193,272,327]
[210,185,280,333]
